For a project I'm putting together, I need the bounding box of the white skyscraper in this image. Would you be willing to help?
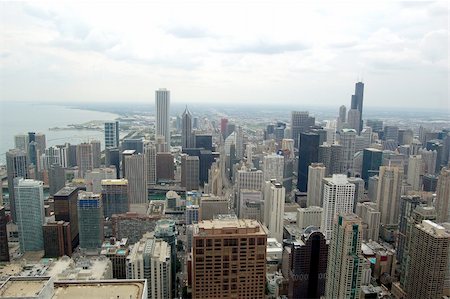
[306,163,326,207]
[339,129,357,175]
[321,174,355,240]
[263,153,284,182]
[156,89,170,151]
[407,155,423,191]
[124,153,148,204]
[376,166,402,226]
[264,181,285,242]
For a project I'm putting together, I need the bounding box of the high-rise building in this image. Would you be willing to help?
[263,153,284,182]
[181,106,193,149]
[321,175,355,240]
[238,190,264,222]
[6,149,28,221]
[156,89,170,151]
[339,129,356,175]
[126,232,171,299]
[298,132,320,192]
[347,109,361,134]
[124,153,148,204]
[235,167,264,212]
[337,105,347,131]
[105,121,120,148]
[376,166,402,226]
[156,152,175,181]
[43,220,72,257]
[325,213,364,299]
[264,181,285,242]
[76,142,94,178]
[14,178,44,252]
[84,167,116,193]
[306,163,326,207]
[144,143,157,185]
[186,205,199,225]
[362,148,382,187]
[35,133,46,154]
[194,134,213,151]
[436,167,450,223]
[154,219,177,298]
[181,155,199,191]
[220,118,229,139]
[291,111,315,149]
[200,195,229,220]
[54,186,79,250]
[77,191,104,251]
[14,134,29,153]
[384,126,399,144]
[288,228,328,299]
[192,219,268,299]
[406,220,450,299]
[0,207,10,262]
[351,81,364,133]
[105,147,120,178]
[297,206,323,229]
[407,155,423,191]
[101,179,129,219]
[355,202,380,241]
[90,140,101,168]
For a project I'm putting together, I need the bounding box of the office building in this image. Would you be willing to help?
[362,148,382,187]
[238,189,264,222]
[220,118,229,139]
[105,121,120,148]
[288,228,328,299]
[436,167,450,222]
[6,149,28,221]
[407,155,423,191]
[297,206,323,230]
[376,166,402,226]
[337,105,347,130]
[339,129,356,175]
[76,142,94,178]
[100,238,129,279]
[85,167,116,193]
[406,220,450,299]
[124,153,148,204]
[156,152,175,181]
[0,207,10,262]
[192,219,268,299]
[325,213,364,299]
[351,81,364,133]
[78,191,104,251]
[181,106,193,149]
[43,220,72,257]
[306,163,326,207]
[195,134,213,151]
[384,126,399,144]
[144,143,157,185]
[181,155,199,191]
[54,186,79,250]
[347,109,361,134]
[126,232,171,299]
[200,195,229,220]
[14,134,29,153]
[235,167,264,211]
[423,173,438,192]
[111,212,162,244]
[297,132,320,192]
[14,178,44,252]
[122,138,144,154]
[186,205,199,225]
[321,175,355,240]
[265,181,285,242]
[154,219,176,298]
[101,179,129,219]
[356,202,380,241]
[291,111,315,149]
[156,89,170,151]
[263,153,284,182]
[105,147,120,178]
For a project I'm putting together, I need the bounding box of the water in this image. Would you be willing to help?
[0,102,120,165]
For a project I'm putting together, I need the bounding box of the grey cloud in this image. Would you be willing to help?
[165,26,211,39]
[22,4,56,20]
[328,40,359,49]
[420,30,448,63]
[219,40,309,54]
[0,51,11,59]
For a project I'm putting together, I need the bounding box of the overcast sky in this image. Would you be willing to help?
[0,1,448,109]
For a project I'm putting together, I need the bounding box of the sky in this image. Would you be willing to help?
[0,1,448,109]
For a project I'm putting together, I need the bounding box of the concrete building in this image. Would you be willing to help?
[153,219,176,298]
[321,175,355,240]
[105,121,120,148]
[76,143,94,178]
[186,205,199,225]
[124,153,148,204]
[100,238,129,279]
[90,140,101,168]
[297,206,323,230]
[376,166,402,226]
[156,152,174,181]
[52,280,148,299]
[53,186,79,250]
[14,178,44,252]
[339,129,356,175]
[144,144,157,185]
[297,132,320,192]
[156,89,170,151]
[407,155,423,191]
[181,106,193,149]
[126,232,171,299]
[43,221,72,257]
[181,155,199,191]
[84,167,116,193]
[101,179,129,219]
[6,149,28,221]
[0,277,54,299]
[306,163,326,207]
[111,212,162,244]
[235,167,264,212]
[238,189,264,222]
[192,219,268,299]
[200,195,229,220]
[347,108,361,134]
[290,111,315,149]
[78,191,104,251]
[264,181,285,242]
[325,213,364,299]
[263,153,284,182]
[0,207,10,262]
[14,134,29,153]
[356,202,380,241]
[436,167,450,223]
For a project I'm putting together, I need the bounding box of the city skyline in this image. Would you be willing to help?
[0,1,448,109]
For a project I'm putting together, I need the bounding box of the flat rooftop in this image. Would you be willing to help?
[0,277,50,298]
[52,280,146,299]
[197,219,267,236]
[54,186,78,197]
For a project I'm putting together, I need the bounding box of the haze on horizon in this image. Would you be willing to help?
[0,1,448,110]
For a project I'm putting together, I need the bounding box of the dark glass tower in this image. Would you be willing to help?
[6,149,28,222]
[297,132,320,192]
[362,148,383,187]
[351,82,364,133]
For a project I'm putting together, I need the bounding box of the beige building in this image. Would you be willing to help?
[297,206,323,230]
[192,219,268,299]
[199,195,229,220]
[376,166,402,226]
[436,167,450,223]
[306,163,326,207]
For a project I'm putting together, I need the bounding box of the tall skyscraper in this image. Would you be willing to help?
[144,143,157,185]
[105,121,120,148]
[181,106,193,149]
[124,153,148,204]
[298,132,320,192]
[325,213,364,299]
[288,228,328,299]
[14,178,44,252]
[306,163,326,207]
[154,219,177,298]
[384,125,399,144]
[291,111,315,149]
[407,155,423,191]
[376,166,402,226]
[156,88,170,151]
[347,109,361,134]
[321,175,355,240]
[6,149,28,221]
[0,207,10,262]
[351,81,364,133]
[122,138,144,154]
[235,167,264,212]
[101,179,129,219]
[339,129,356,175]
[77,191,104,251]
[76,142,94,178]
[54,186,79,250]
[14,134,29,153]
[220,118,229,139]
[337,105,347,131]
[355,202,380,241]
[406,220,450,299]
[90,140,101,168]
[192,219,267,299]
[181,155,199,191]
[361,148,382,187]
[43,220,72,258]
[436,167,450,223]
[263,153,284,182]
[264,181,285,242]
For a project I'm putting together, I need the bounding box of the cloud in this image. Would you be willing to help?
[420,30,448,63]
[218,40,310,55]
[165,25,211,39]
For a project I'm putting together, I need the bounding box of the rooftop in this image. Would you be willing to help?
[0,277,51,298]
[54,186,78,197]
[101,179,128,186]
[197,219,267,236]
[52,280,146,299]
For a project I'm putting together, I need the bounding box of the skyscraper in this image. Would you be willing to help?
[339,129,356,175]
[306,163,326,207]
[6,149,28,221]
[347,109,361,134]
[407,155,423,191]
[144,143,157,185]
[436,167,450,223]
[14,134,29,153]
[76,142,94,178]
[90,140,101,168]
[325,213,364,299]
[376,166,402,226]
[265,181,285,242]
[291,111,315,149]
[297,132,320,192]
[124,153,148,204]
[105,121,120,148]
[154,219,177,298]
[77,191,104,251]
[351,81,364,133]
[181,106,193,149]
[156,88,170,151]
[355,202,380,241]
[263,153,284,182]
[0,207,10,262]
[54,186,79,250]
[14,178,45,252]
[192,219,267,299]
[101,179,129,219]
[361,148,382,187]
[321,175,355,240]
[181,155,199,191]
[220,118,229,139]
[337,105,347,130]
